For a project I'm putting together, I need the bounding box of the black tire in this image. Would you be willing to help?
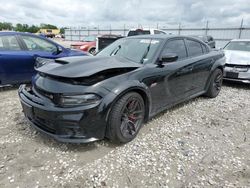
[205,68,223,98]
[89,48,96,55]
[107,92,145,144]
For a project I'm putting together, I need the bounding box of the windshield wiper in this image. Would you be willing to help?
[110,45,121,56]
[140,40,152,64]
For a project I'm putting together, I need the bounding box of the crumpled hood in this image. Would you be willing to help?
[224,50,250,65]
[36,56,142,78]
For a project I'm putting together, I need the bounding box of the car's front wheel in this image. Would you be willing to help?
[205,68,223,98]
[107,92,145,143]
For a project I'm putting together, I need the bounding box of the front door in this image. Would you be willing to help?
[147,38,195,113]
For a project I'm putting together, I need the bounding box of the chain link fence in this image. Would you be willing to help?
[65,23,250,48]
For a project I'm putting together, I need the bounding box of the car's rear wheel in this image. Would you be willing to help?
[205,68,223,98]
[107,92,145,143]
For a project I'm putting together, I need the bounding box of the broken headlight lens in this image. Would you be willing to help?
[59,94,101,107]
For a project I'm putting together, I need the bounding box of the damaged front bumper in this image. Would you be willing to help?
[18,84,107,143]
[223,65,250,83]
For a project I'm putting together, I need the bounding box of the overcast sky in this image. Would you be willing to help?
[0,0,249,28]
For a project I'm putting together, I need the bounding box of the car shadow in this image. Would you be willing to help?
[223,80,250,89]
[0,84,21,92]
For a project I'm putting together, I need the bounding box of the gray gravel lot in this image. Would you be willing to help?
[0,82,249,188]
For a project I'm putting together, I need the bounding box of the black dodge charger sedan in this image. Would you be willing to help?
[19,35,225,143]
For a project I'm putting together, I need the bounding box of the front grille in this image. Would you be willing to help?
[225,72,239,78]
[226,64,249,72]
[226,64,249,68]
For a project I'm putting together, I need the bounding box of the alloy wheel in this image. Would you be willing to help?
[120,97,144,138]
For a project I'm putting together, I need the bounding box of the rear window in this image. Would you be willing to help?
[186,39,203,57]
[0,35,21,51]
[127,30,150,36]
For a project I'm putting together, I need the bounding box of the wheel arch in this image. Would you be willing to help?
[104,86,151,139]
[106,86,151,122]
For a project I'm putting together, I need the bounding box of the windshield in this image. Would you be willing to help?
[224,41,250,52]
[96,38,162,64]
[83,36,96,42]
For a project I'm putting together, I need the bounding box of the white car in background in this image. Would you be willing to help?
[223,39,250,83]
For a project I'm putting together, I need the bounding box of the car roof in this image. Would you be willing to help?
[231,39,250,42]
[127,34,200,40]
[0,31,37,36]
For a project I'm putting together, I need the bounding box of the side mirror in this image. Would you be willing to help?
[57,46,63,54]
[158,53,178,65]
[53,46,63,55]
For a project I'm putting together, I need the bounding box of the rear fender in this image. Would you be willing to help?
[205,55,225,91]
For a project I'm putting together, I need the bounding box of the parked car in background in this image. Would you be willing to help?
[0,32,88,85]
[127,28,166,36]
[19,35,225,144]
[96,35,123,52]
[223,39,250,83]
[71,34,121,55]
[192,35,216,48]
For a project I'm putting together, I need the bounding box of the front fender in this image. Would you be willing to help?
[101,80,152,122]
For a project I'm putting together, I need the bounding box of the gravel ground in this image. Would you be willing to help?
[0,82,249,188]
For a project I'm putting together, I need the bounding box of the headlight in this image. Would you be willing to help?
[80,45,88,50]
[59,94,101,107]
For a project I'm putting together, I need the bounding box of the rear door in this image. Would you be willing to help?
[0,34,32,84]
[185,39,214,93]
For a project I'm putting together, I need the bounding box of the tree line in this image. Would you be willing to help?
[0,22,66,34]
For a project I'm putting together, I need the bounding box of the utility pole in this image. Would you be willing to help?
[205,21,209,35]
[178,23,181,35]
[124,24,126,36]
[239,18,244,39]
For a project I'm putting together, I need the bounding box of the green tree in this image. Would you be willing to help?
[40,23,58,29]
[28,25,40,33]
[60,27,67,34]
[0,22,13,31]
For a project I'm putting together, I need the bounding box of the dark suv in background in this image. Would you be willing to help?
[192,35,216,48]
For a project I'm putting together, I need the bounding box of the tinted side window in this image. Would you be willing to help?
[186,40,203,57]
[21,36,57,52]
[0,35,21,51]
[162,39,187,60]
